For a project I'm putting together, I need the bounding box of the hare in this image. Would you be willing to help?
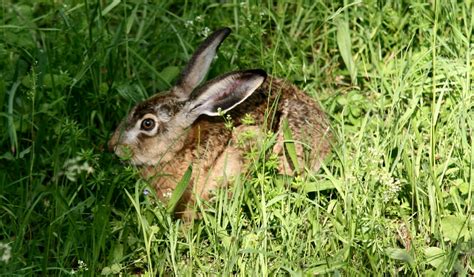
[109,27,331,220]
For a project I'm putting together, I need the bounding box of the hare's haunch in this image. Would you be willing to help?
[109,28,331,220]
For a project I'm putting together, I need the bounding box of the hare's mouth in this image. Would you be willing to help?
[112,144,140,164]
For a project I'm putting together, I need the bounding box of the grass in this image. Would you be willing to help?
[1,0,472,275]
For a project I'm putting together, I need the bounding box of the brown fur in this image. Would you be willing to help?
[109,28,331,221]
[115,77,331,220]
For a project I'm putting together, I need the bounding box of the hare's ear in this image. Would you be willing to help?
[183,69,266,121]
[174,28,231,98]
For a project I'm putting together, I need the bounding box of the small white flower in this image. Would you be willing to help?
[195,15,203,22]
[201,27,211,37]
[184,20,194,28]
[368,147,383,164]
[0,242,12,263]
[61,156,94,182]
[163,190,173,199]
[78,260,88,271]
[379,168,401,203]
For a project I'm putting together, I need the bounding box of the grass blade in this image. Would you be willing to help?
[7,81,20,155]
[166,165,192,214]
[336,18,357,84]
[282,119,300,173]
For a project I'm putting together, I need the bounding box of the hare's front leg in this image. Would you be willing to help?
[196,146,243,201]
[175,146,243,221]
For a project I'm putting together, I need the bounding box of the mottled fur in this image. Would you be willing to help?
[109,28,331,220]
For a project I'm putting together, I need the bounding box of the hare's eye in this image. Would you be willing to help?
[140,118,156,131]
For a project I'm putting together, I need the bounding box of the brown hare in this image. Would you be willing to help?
[109,27,331,220]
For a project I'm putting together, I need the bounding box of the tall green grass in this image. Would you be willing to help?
[0,0,472,275]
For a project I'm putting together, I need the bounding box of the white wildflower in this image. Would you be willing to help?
[200,27,211,37]
[368,147,384,165]
[78,260,88,271]
[0,242,12,263]
[62,156,94,182]
[379,168,401,203]
[184,20,193,28]
[163,190,173,199]
[195,15,204,22]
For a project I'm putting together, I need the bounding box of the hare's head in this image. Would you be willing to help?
[109,28,266,165]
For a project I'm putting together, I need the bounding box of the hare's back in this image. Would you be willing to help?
[192,76,331,172]
[260,78,332,172]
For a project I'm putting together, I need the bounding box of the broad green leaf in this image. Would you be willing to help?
[0,151,14,161]
[452,179,470,195]
[109,243,124,263]
[282,119,300,173]
[336,19,357,84]
[440,215,472,242]
[101,263,122,275]
[424,247,445,268]
[166,165,192,214]
[385,247,414,266]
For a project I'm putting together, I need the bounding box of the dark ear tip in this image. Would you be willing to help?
[247,69,268,80]
[220,27,232,35]
[213,27,231,39]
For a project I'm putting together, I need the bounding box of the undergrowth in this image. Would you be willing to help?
[0,0,472,275]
